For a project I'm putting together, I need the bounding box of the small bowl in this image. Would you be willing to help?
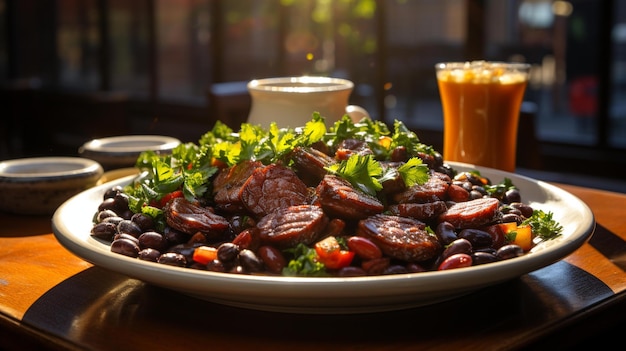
[0,157,103,215]
[79,135,181,170]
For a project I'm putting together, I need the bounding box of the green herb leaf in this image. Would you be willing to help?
[397,157,430,187]
[326,154,383,196]
[522,209,563,241]
[282,244,327,277]
[391,120,435,156]
[299,112,326,145]
[484,177,516,199]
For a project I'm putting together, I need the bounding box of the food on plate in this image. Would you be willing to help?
[90,114,563,277]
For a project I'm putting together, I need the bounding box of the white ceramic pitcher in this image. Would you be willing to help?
[246,76,369,129]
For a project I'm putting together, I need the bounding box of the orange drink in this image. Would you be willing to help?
[436,61,531,172]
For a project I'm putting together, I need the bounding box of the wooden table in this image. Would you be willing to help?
[1,183,625,351]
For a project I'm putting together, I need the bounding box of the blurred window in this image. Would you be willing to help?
[1,0,624,150]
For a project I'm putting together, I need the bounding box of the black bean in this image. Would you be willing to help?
[501,213,523,224]
[504,189,521,204]
[228,215,255,236]
[406,262,427,273]
[138,231,168,251]
[383,265,408,275]
[98,198,119,213]
[469,190,484,200]
[239,249,263,272]
[91,222,118,241]
[217,242,240,263]
[474,247,497,255]
[103,186,123,200]
[471,251,498,265]
[111,238,140,258]
[206,259,227,272]
[500,205,522,216]
[138,248,161,262]
[435,221,458,245]
[113,233,139,244]
[131,213,155,231]
[96,209,118,223]
[117,220,143,237]
[496,244,525,260]
[466,173,485,186]
[510,202,534,218]
[442,238,472,259]
[102,216,124,226]
[158,252,187,267]
[337,266,367,277]
[163,227,189,245]
[458,229,494,249]
[472,185,487,196]
[168,243,202,264]
[114,192,130,211]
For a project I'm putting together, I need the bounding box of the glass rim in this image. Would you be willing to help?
[435,61,531,71]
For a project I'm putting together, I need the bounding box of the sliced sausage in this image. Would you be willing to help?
[392,171,450,204]
[438,197,501,229]
[357,214,440,262]
[257,205,329,248]
[316,174,384,220]
[379,162,407,195]
[290,146,336,186]
[213,160,263,213]
[334,139,374,161]
[164,197,229,237]
[240,164,309,218]
[388,200,448,222]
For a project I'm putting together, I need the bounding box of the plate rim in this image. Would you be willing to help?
[52,161,596,313]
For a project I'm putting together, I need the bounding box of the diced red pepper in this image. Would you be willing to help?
[192,246,218,265]
[314,236,355,270]
[158,190,184,208]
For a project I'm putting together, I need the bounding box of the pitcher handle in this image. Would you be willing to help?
[345,105,370,122]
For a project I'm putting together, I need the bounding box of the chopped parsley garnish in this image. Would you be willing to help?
[484,177,516,199]
[282,243,328,277]
[522,209,563,241]
[326,154,384,196]
[390,119,436,157]
[397,157,430,187]
[325,154,429,197]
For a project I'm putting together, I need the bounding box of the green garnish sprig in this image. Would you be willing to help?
[484,177,516,199]
[282,243,328,277]
[522,209,564,241]
[325,154,429,197]
[204,112,327,167]
[324,116,436,160]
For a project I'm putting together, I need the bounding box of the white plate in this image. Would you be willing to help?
[52,162,595,314]
[78,135,181,169]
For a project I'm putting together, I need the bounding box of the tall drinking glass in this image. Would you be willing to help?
[436,61,531,172]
